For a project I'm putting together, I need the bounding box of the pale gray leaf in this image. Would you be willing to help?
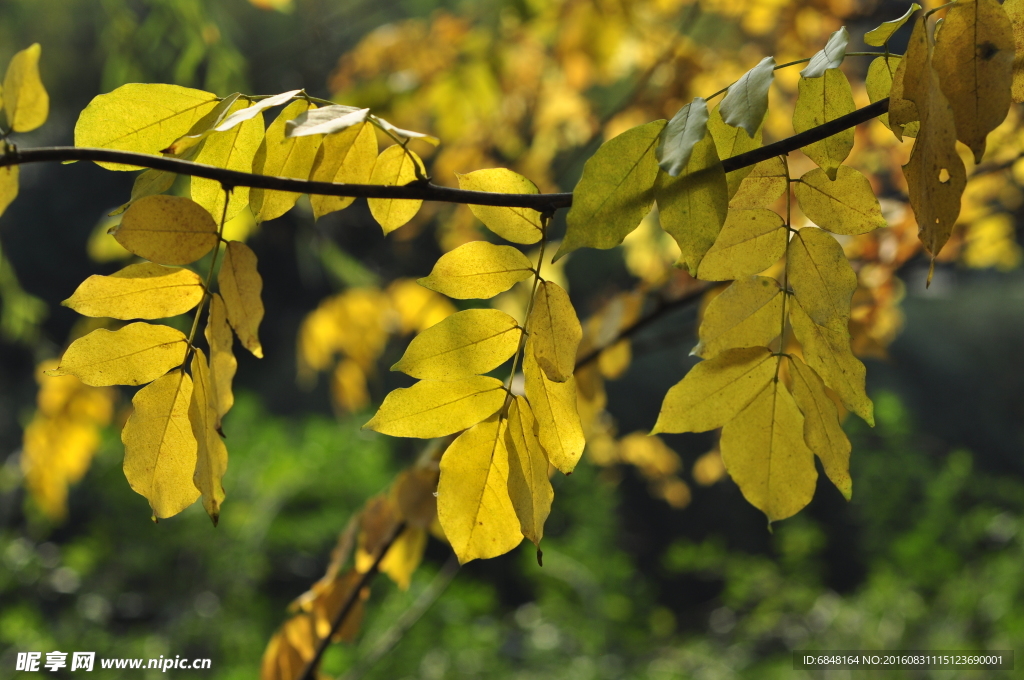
[285,105,370,137]
[720,57,775,138]
[801,27,849,78]
[213,89,302,132]
[657,97,710,177]
[371,114,440,145]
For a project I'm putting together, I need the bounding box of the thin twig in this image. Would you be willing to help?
[341,555,461,680]
[296,522,407,680]
[0,100,890,212]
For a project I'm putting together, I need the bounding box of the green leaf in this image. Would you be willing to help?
[793,68,855,180]
[794,166,887,236]
[697,208,786,281]
[729,157,787,210]
[692,276,783,359]
[788,227,857,329]
[719,57,774,138]
[554,120,666,261]
[788,355,852,500]
[864,4,921,46]
[657,97,709,177]
[708,102,762,198]
[654,131,728,276]
[800,27,849,78]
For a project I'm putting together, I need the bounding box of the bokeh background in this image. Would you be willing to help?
[2,0,1023,678]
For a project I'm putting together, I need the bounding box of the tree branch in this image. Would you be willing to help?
[0,99,889,212]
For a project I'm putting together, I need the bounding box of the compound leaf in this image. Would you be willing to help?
[48,323,187,387]
[363,376,506,438]
[121,370,200,519]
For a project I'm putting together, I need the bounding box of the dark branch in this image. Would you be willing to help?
[0,99,889,212]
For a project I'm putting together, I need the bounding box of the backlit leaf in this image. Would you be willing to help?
[121,370,200,519]
[215,90,300,132]
[788,227,857,329]
[62,262,204,320]
[363,376,506,438]
[251,100,323,223]
[371,114,440,145]
[49,323,187,387]
[788,355,852,500]
[528,281,581,383]
[368,145,424,234]
[794,167,886,236]
[555,120,666,260]
[654,131,729,275]
[161,93,243,155]
[109,168,178,216]
[0,166,18,218]
[719,57,774,138]
[308,122,377,220]
[286,104,370,137]
[3,43,48,133]
[391,308,521,380]
[932,0,1014,163]
[708,103,762,198]
[191,99,266,222]
[888,42,920,140]
[652,347,775,434]
[218,241,265,359]
[864,4,920,46]
[523,339,585,474]
[418,241,534,299]
[205,293,236,428]
[437,415,523,564]
[789,299,873,425]
[866,56,912,133]
[75,83,218,171]
[1006,0,1024,102]
[901,17,968,261]
[793,69,855,180]
[697,209,786,281]
[189,349,228,525]
[692,276,783,359]
[379,527,427,590]
[505,396,552,547]
[456,169,544,244]
[719,371,817,522]
[657,97,709,177]
[729,157,787,210]
[800,27,849,78]
[113,195,218,265]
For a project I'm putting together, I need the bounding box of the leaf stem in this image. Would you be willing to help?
[776,156,792,381]
[503,224,547,409]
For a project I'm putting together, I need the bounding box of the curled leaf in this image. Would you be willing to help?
[800,27,849,78]
[657,97,710,177]
[719,57,774,138]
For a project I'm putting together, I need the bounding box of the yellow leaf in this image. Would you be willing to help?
[250,100,323,223]
[696,209,786,281]
[719,371,817,522]
[789,298,873,425]
[888,42,920,140]
[523,339,585,474]
[693,276,783,359]
[901,17,967,260]
[418,241,534,299]
[189,349,228,525]
[555,120,666,260]
[788,355,852,500]
[191,99,266,221]
[528,281,581,383]
[652,347,775,434]
[331,358,370,413]
[3,44,48,133]
[368,145,424,234]
[62,262,204,320]
[504,396,553,547]
[0,165,17,218]
[793,69,855,180]
[113,195,218,265]
[707,102,762,198]
[1006,0,1024,102]
[205,293,236,428]
[932,0,1014,163]
[728,156,788,210]
[865,56,916,134]
[122,370,200,519]
[457,169,544,244]
[437,415,523,563]
[49,323,187,387]
[392,308,521,380]
[793,167,887,236]
[219,241,265,359]
[386,278,456,334]
[74,83,219,171]
[864,4,920,47]
[379,527,427,590]
[363,375,506,438]
[109,168,178,216]
[161,92,244,155]
[788,227,857,329]
[309,122,377,220]
[653,131,729,275]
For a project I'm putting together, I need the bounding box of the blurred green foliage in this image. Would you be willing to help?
[2,391,1022,679]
